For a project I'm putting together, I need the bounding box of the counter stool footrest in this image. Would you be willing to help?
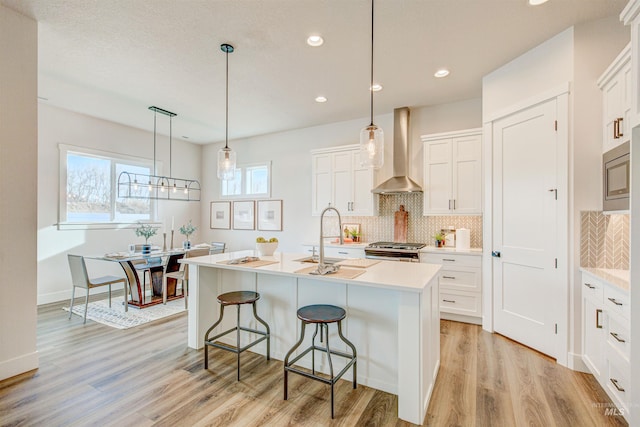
[206,335,268,354]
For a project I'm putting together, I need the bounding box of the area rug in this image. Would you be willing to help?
[63,296,186,329]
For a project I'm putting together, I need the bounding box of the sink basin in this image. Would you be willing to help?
[294,256,344,265]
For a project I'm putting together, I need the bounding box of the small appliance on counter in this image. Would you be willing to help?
[456,228,471,250]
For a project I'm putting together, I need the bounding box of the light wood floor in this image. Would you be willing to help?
[0,299,627,426]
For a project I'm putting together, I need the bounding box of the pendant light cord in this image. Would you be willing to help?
[153,108,157,176]
[370,0,375,127]
[169,115,172,177]
[225,47,229,150]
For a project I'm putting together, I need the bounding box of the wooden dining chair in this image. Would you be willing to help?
[165,248,210,308]
[67,254,127,324]
[162,252,185,304]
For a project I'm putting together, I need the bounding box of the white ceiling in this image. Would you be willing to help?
[1,0,628,144]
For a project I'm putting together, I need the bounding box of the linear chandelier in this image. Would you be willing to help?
[117,106,201,202]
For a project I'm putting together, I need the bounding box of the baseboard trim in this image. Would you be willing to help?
[0,351,39,381]
[567,352,589,372]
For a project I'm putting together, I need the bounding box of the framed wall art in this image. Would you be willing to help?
[232,200,255,230]
[257,199,283,231]
[210,201,231,229]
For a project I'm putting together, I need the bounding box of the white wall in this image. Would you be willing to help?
[37,104,203,304]
[0,5,38,380]
[200,99,481,253]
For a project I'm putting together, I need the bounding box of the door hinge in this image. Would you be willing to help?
[555,323,558,334]
[554,258,558,268]
[554,120,558,131]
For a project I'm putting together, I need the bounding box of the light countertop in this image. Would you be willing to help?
[302,241,369,249]
[580,267,630,292]
[182,250,441,293]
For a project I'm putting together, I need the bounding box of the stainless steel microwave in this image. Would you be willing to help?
[603,141,630,211]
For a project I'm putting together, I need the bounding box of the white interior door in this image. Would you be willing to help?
[492,98,559,358]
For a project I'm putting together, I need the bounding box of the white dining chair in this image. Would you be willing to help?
[164,247,210,308]
[67,254,127,324]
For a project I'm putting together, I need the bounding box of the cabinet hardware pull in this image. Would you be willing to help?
[442,275,456,279]
[618,117,623,138]
[584,283,596,289]
[610,378,625,392]
[610,332,626,343]
[448,199,452,210]
[452,199,456,210]
[442,258,455,262]
[607,297,623,306]
[614,118,619,139]
[338,251,348,255]
[596,309,603,329]
[443,299,456,303]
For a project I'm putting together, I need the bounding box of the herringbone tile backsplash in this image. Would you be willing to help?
[343,193,483,247]
[580,211,629,269]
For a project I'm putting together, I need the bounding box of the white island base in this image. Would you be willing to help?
[183,251,440,425]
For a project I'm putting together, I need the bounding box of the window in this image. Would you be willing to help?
[59,144,156,227]
[221,162,271,198]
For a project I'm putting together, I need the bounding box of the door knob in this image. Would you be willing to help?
[492,251,501,258]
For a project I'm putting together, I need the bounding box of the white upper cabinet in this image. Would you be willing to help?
[311,145,376,216]
[622,1,640,129]
[422,128,482,215]
[598,43,631,153]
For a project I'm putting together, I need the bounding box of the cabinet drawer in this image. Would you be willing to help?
[606,311,630,361]
[438,268,481,293]
[604,285,630,320]
[605,349,630,412]
[324,246,364,259]
[440,290,481,317]
[421,253,481,268]
[581,273,604,304]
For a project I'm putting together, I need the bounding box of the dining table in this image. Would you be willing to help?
[88,249,187,309]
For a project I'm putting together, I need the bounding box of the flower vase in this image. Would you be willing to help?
[183,240,191,250]
[142,243,151,257]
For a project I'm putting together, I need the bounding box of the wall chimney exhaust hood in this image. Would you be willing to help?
[371,107,422,194]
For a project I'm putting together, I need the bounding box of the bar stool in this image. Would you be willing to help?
[284,304,357,419]
[204,291,270,381]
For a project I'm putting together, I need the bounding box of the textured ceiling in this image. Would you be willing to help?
[0,0,628,144]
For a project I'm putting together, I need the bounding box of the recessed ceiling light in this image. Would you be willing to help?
[307,35,324,47]
[528,0,549,5]
[434,69,450,78]
[315,96,327,103]
[370,84,383,92]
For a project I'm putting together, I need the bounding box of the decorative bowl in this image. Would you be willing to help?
[256,242,278,256]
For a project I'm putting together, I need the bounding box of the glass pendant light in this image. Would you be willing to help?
[360,0,383,169]
[217,43,237,180]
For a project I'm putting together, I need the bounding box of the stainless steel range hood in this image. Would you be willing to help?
[372,107,422,194]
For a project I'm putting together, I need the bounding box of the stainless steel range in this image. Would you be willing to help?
[364,241,426,262]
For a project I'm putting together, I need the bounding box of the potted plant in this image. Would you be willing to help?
[179,220,197,249]
[433,232,446,248]
[347,227,361,243]
[135,223,158,255]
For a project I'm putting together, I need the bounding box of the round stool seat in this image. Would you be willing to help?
[217,291,260,306]
[297,304,346,323]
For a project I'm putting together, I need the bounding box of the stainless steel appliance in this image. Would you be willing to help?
[603,141,630,211]
[364,242,426,262]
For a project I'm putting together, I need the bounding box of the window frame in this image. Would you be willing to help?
[220,161,272,199]
[58,144,161,230]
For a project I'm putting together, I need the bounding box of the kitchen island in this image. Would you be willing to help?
[182,251,441,425]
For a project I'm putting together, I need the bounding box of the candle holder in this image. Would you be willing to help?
[163,233,167,251]
[170,230,175,250]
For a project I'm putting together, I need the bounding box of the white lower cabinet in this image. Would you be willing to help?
[301,244,365,259]
[581,271,630,420]
[421,252,482,324]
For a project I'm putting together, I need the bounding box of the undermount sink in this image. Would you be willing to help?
[294,256,344,265]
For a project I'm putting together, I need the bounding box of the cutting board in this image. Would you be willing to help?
[394,205,408,243]
[335,258,381,268]
[294,266,365,279]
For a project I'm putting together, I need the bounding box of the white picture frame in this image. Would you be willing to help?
[257,200,283,231]
[210,201,231,229]
[232,200,255,230]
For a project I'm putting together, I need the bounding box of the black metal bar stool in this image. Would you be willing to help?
[284,304,357,419]
[204,291,270,380]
